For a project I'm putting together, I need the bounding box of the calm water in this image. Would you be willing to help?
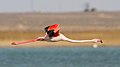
[0,47,120,67]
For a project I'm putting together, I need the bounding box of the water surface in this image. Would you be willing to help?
[0,47,120,67]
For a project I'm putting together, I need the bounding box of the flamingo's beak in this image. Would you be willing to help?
[96,39,103,43]
[100,40,103,43]
[99,39,103,43]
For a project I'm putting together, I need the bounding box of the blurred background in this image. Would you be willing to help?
[0,0,120,46]
[0,1,120,67]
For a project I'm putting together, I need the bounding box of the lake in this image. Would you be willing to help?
[0,47,120,67]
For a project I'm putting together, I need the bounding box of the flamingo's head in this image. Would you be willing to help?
[92,39,103,43]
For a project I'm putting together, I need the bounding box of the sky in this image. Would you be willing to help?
[0,0,120,13]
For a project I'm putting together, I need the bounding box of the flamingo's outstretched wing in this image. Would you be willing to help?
[48,24,60,33]
[45,24,60,33]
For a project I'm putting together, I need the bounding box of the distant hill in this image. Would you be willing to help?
[0,12,120,31]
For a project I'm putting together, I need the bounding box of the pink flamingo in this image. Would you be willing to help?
[11,24,102,45]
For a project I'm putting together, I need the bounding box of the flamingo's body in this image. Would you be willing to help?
[11,24,102,45]
[37,24,102,43]
[37,33,102,43]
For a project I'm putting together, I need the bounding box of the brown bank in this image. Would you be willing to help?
[0,30,120,47]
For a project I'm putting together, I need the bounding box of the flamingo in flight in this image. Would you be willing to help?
[11,24,102,45]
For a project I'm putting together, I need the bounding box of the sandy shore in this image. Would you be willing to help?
[0,30,120,48]
[0,12,120,47]
[0,40,119,48]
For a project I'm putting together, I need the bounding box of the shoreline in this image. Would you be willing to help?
[0,41,120,48]
[0,30,120,48]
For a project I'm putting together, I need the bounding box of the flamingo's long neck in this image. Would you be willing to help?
[60,34,95,43]
[66,38,94,43]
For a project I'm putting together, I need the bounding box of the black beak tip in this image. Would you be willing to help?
[100,41,103,43]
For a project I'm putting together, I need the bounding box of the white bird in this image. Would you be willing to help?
[11,24,102,45]
[37,33,102,43]
[37,24,102,43]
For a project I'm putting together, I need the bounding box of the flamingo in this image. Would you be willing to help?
[11,24,102,46]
